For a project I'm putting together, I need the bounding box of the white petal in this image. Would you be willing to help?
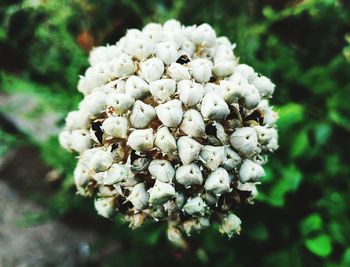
[148,160,175,183]
[102,116,128,138]
[177,80,204,107]
[149,79,176,103]
[180,109,205,138]
[175,163,203,187]
[204,168,231,195]
[154,127,177,153]
[130,100,156,128]
[140,57,164,83]
[177,136,202,164]
[127,129,154,151]
[125,75,150,100]
[155,99,183,128]
[200,93,229,120]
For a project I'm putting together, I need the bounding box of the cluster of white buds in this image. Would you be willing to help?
[59,20,278,242]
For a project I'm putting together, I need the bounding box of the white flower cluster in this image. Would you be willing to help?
[59,20,278,241]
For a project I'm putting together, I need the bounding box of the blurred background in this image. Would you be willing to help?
[0,0,350,266]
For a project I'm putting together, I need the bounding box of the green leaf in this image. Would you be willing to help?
[305,234,332,257]
[314,123,332,147]
[291,130,310,158]
[265,164,302,206]
[342,248,350,265]
[300,214,323,236]
[277,103,304,131]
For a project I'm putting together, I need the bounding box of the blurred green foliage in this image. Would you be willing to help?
[0,0,350,266]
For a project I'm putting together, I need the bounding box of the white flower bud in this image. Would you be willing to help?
[229,127,259,157]
[213,61,235,77]
[234,64,257,82]
[124,37,153,60]
[65,110,90,130]
[143,23,162,32]
[110,53,135,78]
[94,197,115,218]
[167,63,191,81]
[130,100,156,128]
[80,91,107,117]
[77,76,90,95]
[221,147,242,170]
[201,93,230,120]
[74,162,90,188]
[220,79,244,104]
[203,83,225,97]
[214,44,235,63]
[155,99,183,128]
[241,84,261,110]
[59,130,71,151]
[70,130,93,153]
[124,29,142,40]
[258,100,278,126]
[180,109,205,138]
[102,116,128,138]
[148,180,176,205]
[89,45,121,66]
[219,213,241,238]
[125,75,150,100]
[253,75,275,98]
[216,36,233,47]
[140,57,164,83]
[103,163,129,185]
[177,136,202,164]
[83,64,111,91]
[162,22,184,48]
[199,145,225,170]
[127,129,154,151]
[204,167,231,195]
[163,19,181,31]
[106,79,126,94]
[154,127,177,153]
[148,160,175,183]
[90,149,114,172]
[127,183,149,210]
[262,128,278,152]
[149,79,176,102]
[190,23,216,47]
[265,109,278,127]
[175,163,203,187]
[177,80,204,107]
[183,196,207,216]
[106,93,135,115]
[188,58,213,83]
[181,39,196,56]
[155,41,179,65]
[80,147,100,164]
[254,125,275,145]
[142,23,163,43]
[239,159,265,182]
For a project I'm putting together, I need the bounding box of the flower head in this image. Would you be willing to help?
[60,20,278,243]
